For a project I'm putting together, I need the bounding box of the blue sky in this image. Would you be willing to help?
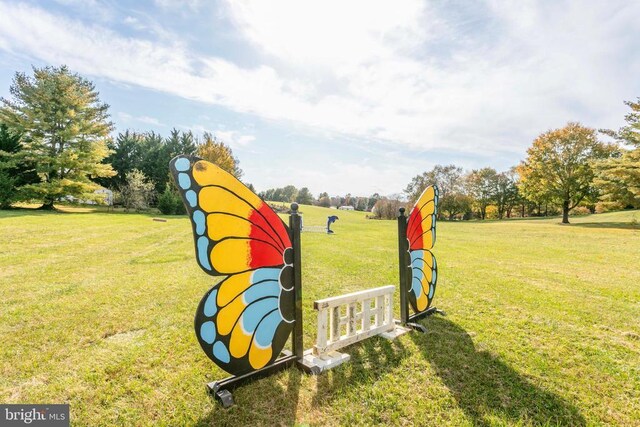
[0,0,639,196]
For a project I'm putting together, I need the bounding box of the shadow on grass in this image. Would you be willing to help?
[0,207,53,218]
[194,362,302,426]
[193,337,407,425]
[312,336,407,407]
[412,317,585,426]
[0,205,170,218]
[570,221,639,230]
[0,206,101,217]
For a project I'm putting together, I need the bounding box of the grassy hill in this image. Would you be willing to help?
[0,206,638,425]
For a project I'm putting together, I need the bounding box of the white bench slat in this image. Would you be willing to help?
[313,285,396,355]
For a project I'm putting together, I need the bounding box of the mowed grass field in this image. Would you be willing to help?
[0,205,638,426]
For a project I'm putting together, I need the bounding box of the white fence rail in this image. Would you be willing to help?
[313,285,395,355]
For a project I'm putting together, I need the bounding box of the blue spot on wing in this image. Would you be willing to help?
[410,250,424,263]
[178,173,191,190]
[411,275,423,297]
[186,190,197,207]
[213,341,230,363]
[243,281,280,304]
[174,157,191,172]
[254,310,282,348]
[251,268,281,283]
[197,236,211,271]
[203,289,217,317]
[200,321,216,344]
[241,298,279,334]
[193,210,206,235]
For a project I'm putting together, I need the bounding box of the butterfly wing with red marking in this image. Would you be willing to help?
[406,185,438,313]
[170,155,294,376]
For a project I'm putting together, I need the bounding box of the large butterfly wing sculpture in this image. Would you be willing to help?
[405,185,438,313]
[170,155,295,376]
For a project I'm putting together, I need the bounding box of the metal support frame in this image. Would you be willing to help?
[290,204,320,374]
[290,203,304,361]
[397,208,410,325]
[206,203,317,408]
[207,353,298,407]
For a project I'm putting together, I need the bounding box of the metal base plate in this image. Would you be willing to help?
[405,322,428,333]
[206,352,297,408]
[214,389,234,408]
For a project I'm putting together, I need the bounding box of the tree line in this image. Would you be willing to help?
[0,66,243,213]
[401,115,639,224]
[0,65,638,224]
[258,186,380,212]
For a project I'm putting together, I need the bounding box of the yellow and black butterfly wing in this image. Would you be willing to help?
[406,185,438,313]
[170,155,294,376]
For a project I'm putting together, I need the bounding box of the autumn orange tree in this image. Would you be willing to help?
[518,122,614,224]
[196,132,242,179]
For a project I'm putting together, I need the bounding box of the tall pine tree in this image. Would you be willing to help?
[0,66,114,209]
[0,124,38,208]
[595,98,640,208]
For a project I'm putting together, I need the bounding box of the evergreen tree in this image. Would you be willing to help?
[595,98,640,208]
[178,129,197,156]
[100,130,145,190]
[281,185,298,202]
[0,66,114,209]
[0,123,38,208]
[138,131,171,194]
[295,187,313,205]
[367,193,380,211]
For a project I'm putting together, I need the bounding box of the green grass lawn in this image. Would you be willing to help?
[1,206,638,426]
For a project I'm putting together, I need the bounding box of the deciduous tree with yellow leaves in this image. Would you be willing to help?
[196,132,242,179]
[517,122,614,224]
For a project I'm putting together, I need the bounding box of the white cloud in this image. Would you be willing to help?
[213,130,255,147]
[123,16,141,28]
[117,112,164,127]
[0,1,638,161]
[224,0,427,66]
[53,0,113,21]
[153,0,203,13]
[252,158,413,196]
[176,123,255,149]
[223,0,640,152]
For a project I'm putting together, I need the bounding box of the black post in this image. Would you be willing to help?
[289,203,304,359]
[397,207,409,324]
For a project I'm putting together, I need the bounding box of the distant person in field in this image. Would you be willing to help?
[327,215,339,234]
